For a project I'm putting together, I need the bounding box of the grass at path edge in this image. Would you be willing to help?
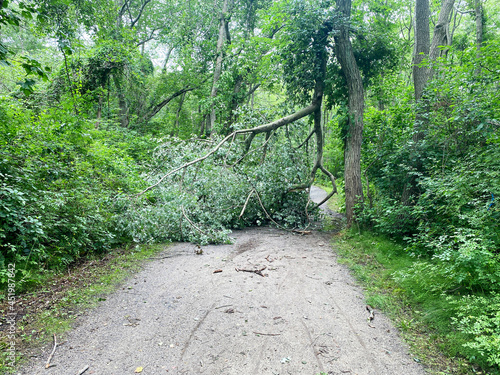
[0,243,169,374]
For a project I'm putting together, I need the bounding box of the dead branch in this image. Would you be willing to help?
[180,206,210,238]
[239,189,255,218]
[77,365,90,375]
[45,334,57,368]
[313,164,337,208]
[295,129,316,149]
[292,229,311,235]
[215,304,232,309]
[253,189,286,230]
[235,266,267,277]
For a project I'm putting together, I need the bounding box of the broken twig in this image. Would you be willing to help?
[45,334,57,368]
[253,331,281,336]
[235,266,267,277]
[77,365,90,375]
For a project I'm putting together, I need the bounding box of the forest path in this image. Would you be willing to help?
[21,190,424,375]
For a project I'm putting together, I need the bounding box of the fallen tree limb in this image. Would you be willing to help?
[136,103,319,196]
[180,206,210,238]
[295,129,316,150]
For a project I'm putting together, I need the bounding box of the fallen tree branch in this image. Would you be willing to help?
[45,333,57,368]
[295,129,316,150]
[136,103,319,196]
[253,189,286,230]
[235,266,267,277]
[239,189,255,218]
[180,206,210,238]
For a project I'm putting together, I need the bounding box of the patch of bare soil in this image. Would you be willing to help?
[20,226,425,375]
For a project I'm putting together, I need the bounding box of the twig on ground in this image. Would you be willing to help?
[253,331,281,336]
[45,333,57,368]
[235,266,267,277]
[215,304,232,310]
[77,365,90,375]
[292,229,311,235]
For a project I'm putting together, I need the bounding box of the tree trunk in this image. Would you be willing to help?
[113,75,129,127]
[162,46,174,73]
[208,0,233,137]
[413,0,430,105]
[474,0,483,75]
[96,94,103,129]
[173,92,186,136]
[335,0,364,225]
[474,0,483,48]
[428,0,455,70]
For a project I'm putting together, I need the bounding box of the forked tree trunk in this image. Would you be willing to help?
[335,0,364,225]
[428,0,455,72]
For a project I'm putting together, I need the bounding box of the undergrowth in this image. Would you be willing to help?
[334,229,500,375]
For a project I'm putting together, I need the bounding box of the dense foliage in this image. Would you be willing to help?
[0,0,499,371]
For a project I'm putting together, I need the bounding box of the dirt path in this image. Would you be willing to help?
[21,191,425,375]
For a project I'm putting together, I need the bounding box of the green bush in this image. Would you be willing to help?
[450,293,500,368]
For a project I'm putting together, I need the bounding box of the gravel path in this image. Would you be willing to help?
[20,189,425,375]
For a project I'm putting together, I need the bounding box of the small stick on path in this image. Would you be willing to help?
[77,365,90,375]
[253,331,281,336]
[45,333,57,368]
[235,266,267,277]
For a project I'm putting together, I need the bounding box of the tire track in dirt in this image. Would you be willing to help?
[179,303,216,362]
[20,224,425,375]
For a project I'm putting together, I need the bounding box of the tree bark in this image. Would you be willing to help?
[428,0,455,69]
[208,0,233,137]
[173,91,186,136]
[413,0,430,104]
[474,0,483,76]
[334,0,364,225]
[141,86,195,123]
[474,0,483,49]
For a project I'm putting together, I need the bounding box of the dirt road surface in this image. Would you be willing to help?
[21,190,425,375]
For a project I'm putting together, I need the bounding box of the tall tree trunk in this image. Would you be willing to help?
[428,0,455,70]
[474,0,483,75]
[162,46,174,73]
[96,94,103,129]
[173,92,186,136]
[208,0,233,137]
[335,0,365,225]
[413,0,430,105]
[413,0,454,140]
[474,0,483,48]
